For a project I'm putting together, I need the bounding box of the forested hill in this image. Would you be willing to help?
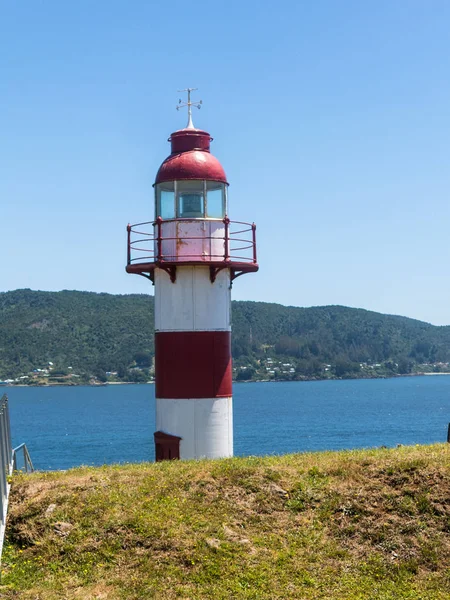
[1,289,450,382]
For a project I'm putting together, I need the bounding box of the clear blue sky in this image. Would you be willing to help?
[1,1,449,324]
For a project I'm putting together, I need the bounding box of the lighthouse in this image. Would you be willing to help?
[126,89,258,460]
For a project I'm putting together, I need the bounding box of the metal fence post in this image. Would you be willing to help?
[1,393,35,563]
[0,395,12,561]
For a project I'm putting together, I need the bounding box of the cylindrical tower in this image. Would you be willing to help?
[126,93,258,460]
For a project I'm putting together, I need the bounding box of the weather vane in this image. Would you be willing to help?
[176,88,202,129]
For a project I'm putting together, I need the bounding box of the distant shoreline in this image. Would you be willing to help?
[1,381,155,388]
[3,372,450,389]
[421,372,450,376]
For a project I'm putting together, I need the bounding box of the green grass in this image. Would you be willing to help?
[2,444,450,599]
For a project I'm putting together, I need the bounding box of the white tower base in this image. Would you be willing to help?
[156,397,233,459]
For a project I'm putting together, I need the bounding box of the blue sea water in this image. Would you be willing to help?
[5,376,450,471]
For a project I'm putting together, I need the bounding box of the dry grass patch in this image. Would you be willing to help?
[1,445,450,599]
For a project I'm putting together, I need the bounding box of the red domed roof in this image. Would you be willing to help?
[154,127,228,184]
[155,150,227,184]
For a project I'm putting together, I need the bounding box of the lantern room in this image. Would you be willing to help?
[155,180,227,220]
[126,92,258,284]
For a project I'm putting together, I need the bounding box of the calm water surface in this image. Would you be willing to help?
[5,376,450,470]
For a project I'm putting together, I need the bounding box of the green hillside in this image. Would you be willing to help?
[2,445,450,599]
[1,289,450,382]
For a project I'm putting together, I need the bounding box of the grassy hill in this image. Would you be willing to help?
[2,444,450,599]
[1,289,450,381]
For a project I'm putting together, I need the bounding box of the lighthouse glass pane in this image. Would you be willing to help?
[206,182,225,218]
[156,183,175,219]
[177,180,205,218]
[160,191,175,218]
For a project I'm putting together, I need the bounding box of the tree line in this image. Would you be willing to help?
[1,289,449,381]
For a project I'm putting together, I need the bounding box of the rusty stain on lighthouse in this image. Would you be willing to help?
[126,90,258,460]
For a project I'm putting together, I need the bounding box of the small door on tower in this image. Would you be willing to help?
[154,430,182,461]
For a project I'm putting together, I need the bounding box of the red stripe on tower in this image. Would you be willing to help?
[155,331,232,399]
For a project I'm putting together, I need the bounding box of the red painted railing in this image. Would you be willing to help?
[126,217,257,266]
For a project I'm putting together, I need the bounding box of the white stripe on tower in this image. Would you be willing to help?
[154,266,233,459]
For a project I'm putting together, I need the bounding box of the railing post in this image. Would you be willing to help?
[224,216,230,261]
[252,223,257,264]
[156,216,163,261]
[5,399,11,464]
[0,404,7,482]
[126,224,131,266]
[0,399,7,523]
[1,395,35,562]
[24,446,34,473]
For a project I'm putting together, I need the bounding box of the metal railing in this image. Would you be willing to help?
[0,394,13,559]
[0,394,34,561]
[127,216,257,266]
[12,444,34,473]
